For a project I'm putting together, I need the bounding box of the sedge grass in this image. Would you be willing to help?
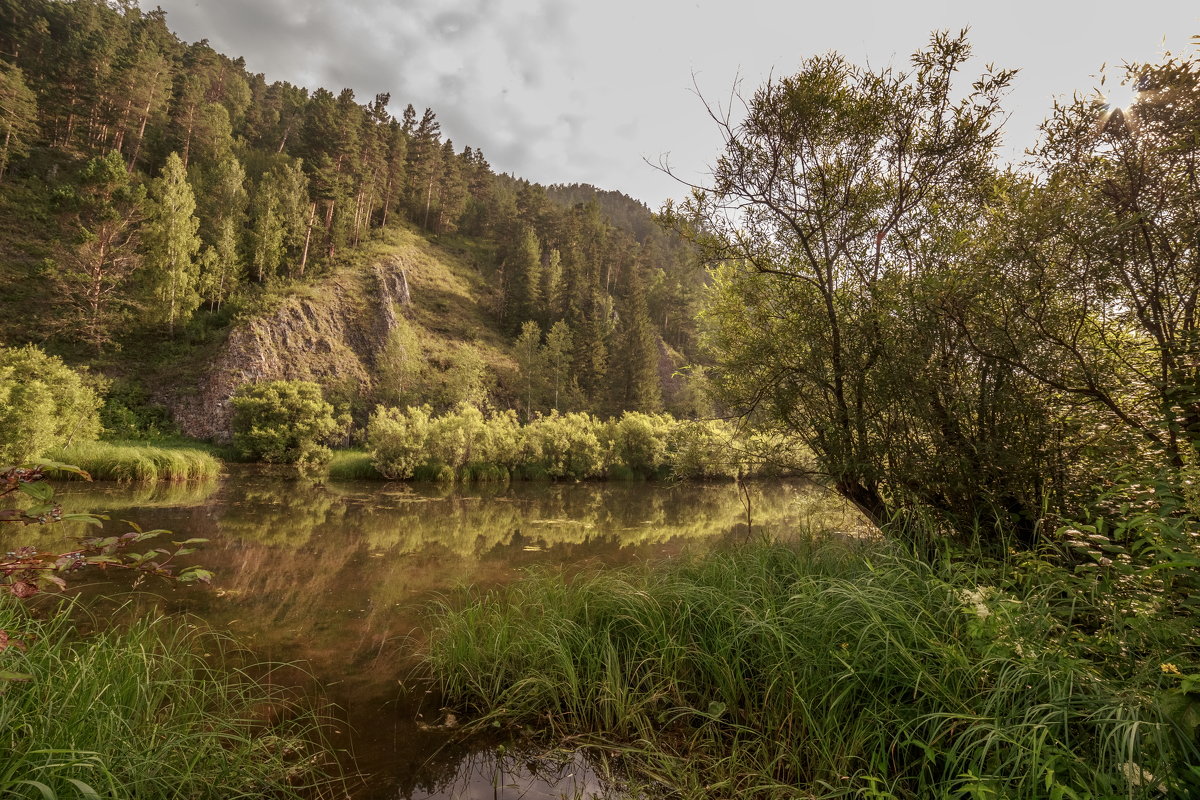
[49,440,222,482]
[325,449,384,481]
[427,538,1199,799]
[0,597,343,799]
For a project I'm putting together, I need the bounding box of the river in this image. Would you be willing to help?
[6,469,865,799]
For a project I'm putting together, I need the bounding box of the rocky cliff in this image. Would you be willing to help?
[169,255,415,441]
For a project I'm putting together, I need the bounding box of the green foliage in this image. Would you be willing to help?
[605,411,672,478]
[0,346,101,464]
[521,412,608,480]
[0,598,339,798]
[0,61,38,181]
[374,314,425,407]
[143,152,202,331]
[98,380,178,439]
[672,33,1076,534]
[365,404,435,479]
[429,537,1200,799]
[365,406,777,482]
[230,380,344,466]
[439,344,490,408]
[44,151,148,352]
[366,404,522,481]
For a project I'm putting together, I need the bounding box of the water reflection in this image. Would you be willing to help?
[6,469,865,799]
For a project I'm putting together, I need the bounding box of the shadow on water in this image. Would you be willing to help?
[5,468,866,799]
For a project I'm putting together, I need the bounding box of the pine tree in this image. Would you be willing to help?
[511,226,542,325]
[575,292,611,408]
[543,248,563,320]
[47,151,147,352]
[404,107,441,226]
[144,151,201,332]
[0,61,38,180]
[615,264,662,412]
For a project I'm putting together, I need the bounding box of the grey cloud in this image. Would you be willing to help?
[151,0,584,186]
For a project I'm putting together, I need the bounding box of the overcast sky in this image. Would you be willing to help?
[144,0,1198,207]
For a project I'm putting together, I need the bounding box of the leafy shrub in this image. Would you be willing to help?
[666,419,738,479]
[523,412,607,480]
[606,412,673,478]
[364,406,801,483]
[99,379,178,439]
[0,345,102,463]
[230,380,344,466]
[366,404,434,479]
[367,404,522,481]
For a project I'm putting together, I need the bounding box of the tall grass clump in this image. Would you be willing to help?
[49,440,222,482]
[325,448,384,480]
[427,538,1200,799]
[0,598,342,799]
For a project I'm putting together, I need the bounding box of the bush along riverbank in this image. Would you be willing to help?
[426,522,1200,799]
[364,404,804,483]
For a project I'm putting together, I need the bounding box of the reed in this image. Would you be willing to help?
[427,537,1199,799]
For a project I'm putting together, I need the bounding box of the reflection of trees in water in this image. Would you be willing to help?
[216,483,347,545]
[4,479,222,544]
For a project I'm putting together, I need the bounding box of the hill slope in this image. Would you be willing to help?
[166,225,517,439]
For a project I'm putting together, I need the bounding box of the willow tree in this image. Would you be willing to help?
[671,32,1060,532]
[965,55,1200,474]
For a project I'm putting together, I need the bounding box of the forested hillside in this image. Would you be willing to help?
[0,0,704,433]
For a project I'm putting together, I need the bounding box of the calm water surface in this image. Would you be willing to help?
[8,469,864,799]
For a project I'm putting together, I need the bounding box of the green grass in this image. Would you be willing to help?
[427,537,1200,799]
[0,597,343,799]
[324,449,384,480]
[50,440,223,482]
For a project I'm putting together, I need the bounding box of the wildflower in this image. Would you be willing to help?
[1160,663,1182,676]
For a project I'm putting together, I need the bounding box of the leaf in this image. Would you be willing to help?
[31,459,91,480]
[64,778,102,800]
[61,514,104,527]
[9,580,38,598]
[178,568,214,583]
[17,481,53,502]
[0,670,33,682]
[173,538,209,545]
[12,780,57,800]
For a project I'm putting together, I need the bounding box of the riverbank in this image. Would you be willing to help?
[427,536,1200,799]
